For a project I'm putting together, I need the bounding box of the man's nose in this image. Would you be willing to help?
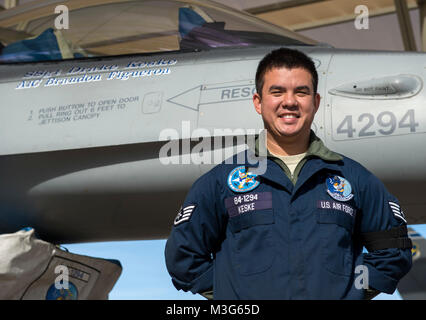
[281,92,298,108]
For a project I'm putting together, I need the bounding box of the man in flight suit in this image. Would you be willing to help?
[165,48,412,299]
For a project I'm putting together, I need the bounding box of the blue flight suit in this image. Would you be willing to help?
[165,133,412,299]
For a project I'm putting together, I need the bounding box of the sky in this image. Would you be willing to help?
[64,224,426,300]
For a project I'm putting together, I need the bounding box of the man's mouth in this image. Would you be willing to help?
[278,114,300,119]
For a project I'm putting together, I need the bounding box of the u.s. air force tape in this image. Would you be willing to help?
[174,205,196,226]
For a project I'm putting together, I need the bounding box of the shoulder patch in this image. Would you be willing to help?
[388,201,407,224]
[326,175,354,202]
[227,166,260,193]
[174,204,196,226]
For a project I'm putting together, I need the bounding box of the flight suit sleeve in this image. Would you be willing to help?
[164,171,225,295]
[358,172,412,295]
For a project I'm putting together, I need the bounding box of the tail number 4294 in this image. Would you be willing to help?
[335,109,419,139]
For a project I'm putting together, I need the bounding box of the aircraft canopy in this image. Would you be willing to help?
[0,0,315,63]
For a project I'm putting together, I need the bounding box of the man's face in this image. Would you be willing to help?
[253,67,320,143]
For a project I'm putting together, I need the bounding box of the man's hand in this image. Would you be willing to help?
[364,287,380,300]
[200,290,213,300]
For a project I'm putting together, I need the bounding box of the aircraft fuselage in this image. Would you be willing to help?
[1,46,425,243]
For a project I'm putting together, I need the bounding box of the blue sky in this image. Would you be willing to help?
[65,224,426,300]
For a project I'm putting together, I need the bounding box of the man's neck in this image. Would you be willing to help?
[266,132,310,156]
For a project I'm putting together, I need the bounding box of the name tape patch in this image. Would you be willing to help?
[317,200,356,217]
[174,204,196,226]
[224,192,272,217]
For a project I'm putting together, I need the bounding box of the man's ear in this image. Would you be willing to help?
[253,92,262,115]
[314,93,321,114]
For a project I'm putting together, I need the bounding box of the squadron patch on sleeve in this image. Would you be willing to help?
[388,201,407,224]
[174,204,196,226]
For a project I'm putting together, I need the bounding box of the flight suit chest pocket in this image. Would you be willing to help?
[317,211,354,276]
[228,209,275,276]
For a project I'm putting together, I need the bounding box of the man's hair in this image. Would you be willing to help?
[255,48,318,96]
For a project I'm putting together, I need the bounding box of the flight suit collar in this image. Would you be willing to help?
[291,131,344,196]
[304,131,343,162]
[246,130,343,194]
[251,130,342,161]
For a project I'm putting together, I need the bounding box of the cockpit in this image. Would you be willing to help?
[0,0,315,63]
